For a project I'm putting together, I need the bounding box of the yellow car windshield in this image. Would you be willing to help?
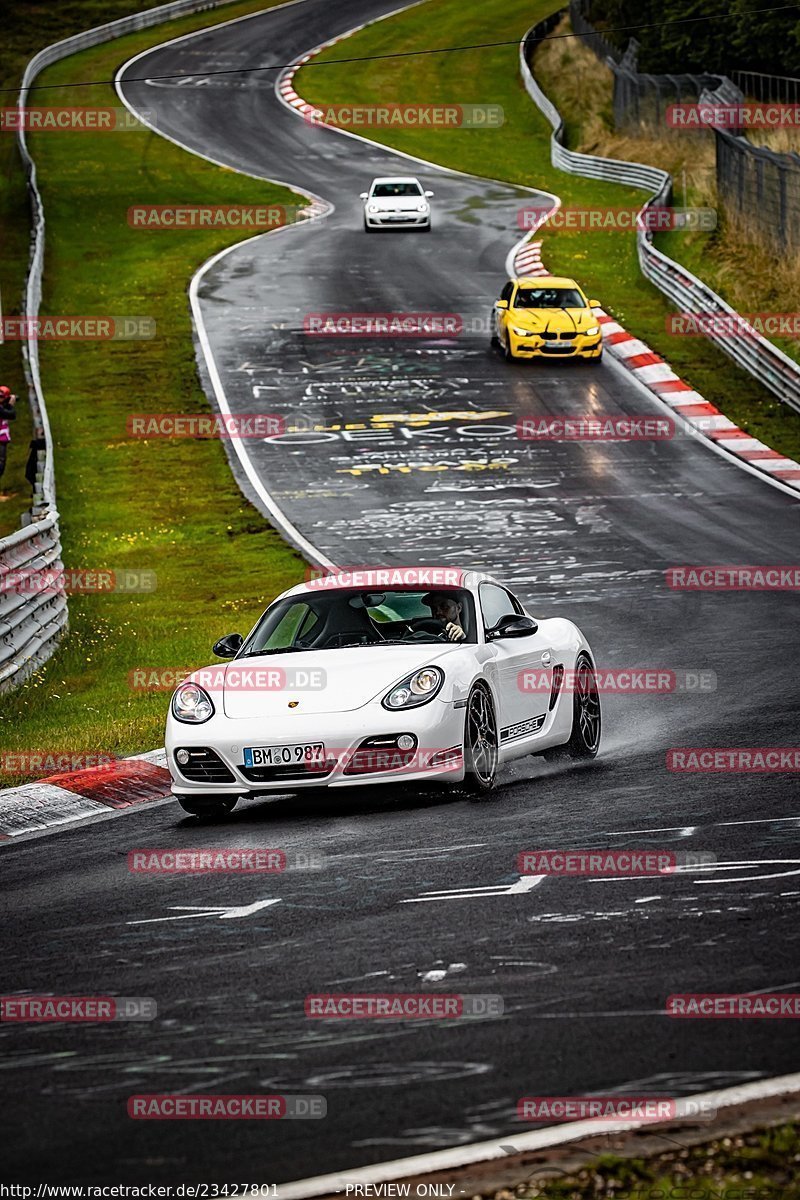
[515,288,585,309]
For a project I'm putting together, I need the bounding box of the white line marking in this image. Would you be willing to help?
[601,816,800,836]
[128,899,281,924]
[587,859,800,884]
[273,1071,800,1198]
[401,875,545,903]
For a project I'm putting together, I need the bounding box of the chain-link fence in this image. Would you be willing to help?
[567,0,621,64]
[569,1,723,131]
[732,70,800,104]
[716,129,800,250]
[567,0,800,251]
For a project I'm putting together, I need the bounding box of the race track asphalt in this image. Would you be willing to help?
[3,0,799,1185]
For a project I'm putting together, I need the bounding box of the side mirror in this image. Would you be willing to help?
[213,632,244,658]
[359,192,368,200]
[424,190,434,198]
[495,299,509,310]
[487,614,538,640]
[588,299,601,308]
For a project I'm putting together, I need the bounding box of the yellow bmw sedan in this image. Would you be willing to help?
[493,275,603,363]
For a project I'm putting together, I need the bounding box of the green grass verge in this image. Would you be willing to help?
[0,0,312,782]
[296,0,800,461]
[477,1122,800,1199]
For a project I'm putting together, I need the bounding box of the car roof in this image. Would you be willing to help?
[278,568,503,600]
[513,275,580,288]
[369,176,422,184]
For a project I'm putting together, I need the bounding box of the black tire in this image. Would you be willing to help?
[565,653,602,758]
[588,348,603,364]
[503,336,516,363]
[541,654,601,761]
[363,219,371,232]
[462,684,499,794]
[422,223,431,233]
[176,796,238,819]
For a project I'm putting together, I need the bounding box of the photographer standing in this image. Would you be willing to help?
[0,386,17,491]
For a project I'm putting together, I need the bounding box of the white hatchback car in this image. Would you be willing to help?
[165,568,601,818]
[360,176,434,231]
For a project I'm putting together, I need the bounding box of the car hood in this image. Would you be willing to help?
[368,196,426,210]
[206,645,458,718]
[509,307,596,332]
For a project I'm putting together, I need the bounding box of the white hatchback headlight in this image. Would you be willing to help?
[383,666,444,710]
[171,682,214,723]
[585,325,600,336]
[367,203,380,213]
[416,202,429,212]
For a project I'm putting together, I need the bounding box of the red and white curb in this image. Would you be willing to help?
[512,238,549,278]
[0,749,171,843]
[510,241,800,493]
[277,32,351,119]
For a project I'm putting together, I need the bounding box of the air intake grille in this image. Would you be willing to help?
[175,748,235,783]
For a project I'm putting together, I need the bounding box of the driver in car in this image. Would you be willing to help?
[422,592,466,642]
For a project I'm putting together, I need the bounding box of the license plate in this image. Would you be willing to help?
[244,742,324,768]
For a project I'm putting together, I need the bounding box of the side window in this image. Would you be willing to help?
[479,584,520,633]
[500,281,514,302]
[265,603,313,648]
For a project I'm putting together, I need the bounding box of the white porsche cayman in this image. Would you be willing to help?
[165,569,601,817]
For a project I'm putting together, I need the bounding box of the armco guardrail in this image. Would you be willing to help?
[1,0,240,693]
[0,517,68,691]
[519,16,800,415]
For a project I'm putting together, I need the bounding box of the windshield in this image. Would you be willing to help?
[239,588,477,655]
[514,287,586,309]
[372,182,423,197]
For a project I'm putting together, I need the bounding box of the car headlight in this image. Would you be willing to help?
[382,666,444,710]
[585,326,600,337]
[416,202,429,212]
[367,203,380,213]
[171,682,214,723]
[511,325,536,337]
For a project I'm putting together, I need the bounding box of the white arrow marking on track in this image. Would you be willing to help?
[401,875,545,903]
[588,859,800,884]
[128,899,282,924]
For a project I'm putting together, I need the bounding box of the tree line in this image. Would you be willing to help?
[586,0,800,78]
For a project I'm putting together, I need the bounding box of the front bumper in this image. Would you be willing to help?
[508,331,602,358]
[166,700,465,795]
[364,210,430,229]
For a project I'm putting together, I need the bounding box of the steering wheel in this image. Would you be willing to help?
[407,618,450,642]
